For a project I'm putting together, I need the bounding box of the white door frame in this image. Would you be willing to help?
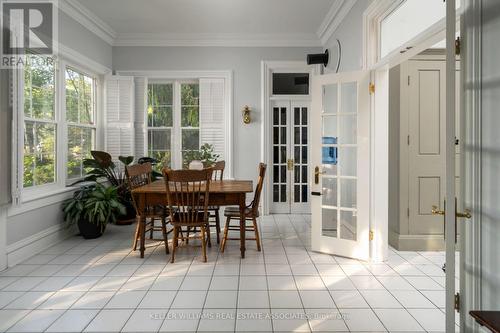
[363,0,479,331]
[260,61,316,215]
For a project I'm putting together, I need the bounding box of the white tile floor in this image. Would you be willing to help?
[0,214,459,332]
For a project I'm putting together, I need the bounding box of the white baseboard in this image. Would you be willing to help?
[6,224,76,267]
[389,229,445,251]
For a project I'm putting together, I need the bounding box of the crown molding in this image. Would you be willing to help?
[113,33,322,47]
[317,0,357,46]
[59,0,117,45]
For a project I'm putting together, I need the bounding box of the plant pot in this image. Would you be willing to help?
[116,201,136,225]
[77,219,105,239]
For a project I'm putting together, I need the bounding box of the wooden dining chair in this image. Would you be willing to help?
[220,163,267,252]
[208,161,225,244]
[126,163,170,254]
[163,168,213,263]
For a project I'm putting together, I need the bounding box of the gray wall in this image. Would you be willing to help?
[113,46,321,182]
[324,0,373,72]
[58,11,113,69]
[480,0,500,310]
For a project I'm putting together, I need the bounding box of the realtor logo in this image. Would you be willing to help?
[1,0,57,67]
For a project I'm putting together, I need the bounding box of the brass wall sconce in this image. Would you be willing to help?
[242,105,251,124]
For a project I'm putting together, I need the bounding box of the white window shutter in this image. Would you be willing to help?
[134,77,147,159]
[105,76,135,162]
[200,78,226,160]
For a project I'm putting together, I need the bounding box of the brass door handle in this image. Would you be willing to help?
[287,159,294,171]
[456,209,472,219]
[314,166,325,184]
[431,205,445,216]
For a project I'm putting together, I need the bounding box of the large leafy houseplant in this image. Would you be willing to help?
[63,184,126,239]
[183,143,220,169]
[75,151,135,223]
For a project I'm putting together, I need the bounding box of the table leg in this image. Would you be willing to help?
[239,193,246,259]
[138,194,146,258]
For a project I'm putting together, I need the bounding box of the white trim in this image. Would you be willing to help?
[8,187,75,217]
[317,0,357,45]
[117,70,233,178]
[59,0,116,45]
[113,33,321,47]
[260,61,314,215]
[6,224,76,268]
[0,207,7,271]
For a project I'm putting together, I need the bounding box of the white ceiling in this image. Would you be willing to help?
[66,0,349,46]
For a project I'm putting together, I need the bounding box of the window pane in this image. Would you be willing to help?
[148,84,173,127]
[65,67,95,125]
[182,129,199,151]
[149,83,173,105]
[181,83,199,106]
[24,55,55,120]
[67,126,94,179]
[149,106,173,127]
[148,129,172,170]
[23,121,56,187]
[181,106,199,127]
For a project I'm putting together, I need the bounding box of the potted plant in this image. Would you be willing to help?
[183,143,220,169]
[63,184,126,239]
[74,151,136,224]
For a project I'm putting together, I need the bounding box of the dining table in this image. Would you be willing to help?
[131,179,254,259]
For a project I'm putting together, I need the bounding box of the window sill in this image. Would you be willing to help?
[8,186,79,218]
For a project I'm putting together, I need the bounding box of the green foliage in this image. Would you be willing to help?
[182,143,219,169]
[62,183,126,231]
[23,55,56,188]
[74,151,134,206]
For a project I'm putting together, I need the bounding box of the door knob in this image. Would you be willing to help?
[287,159,294,171]
[431,205,445,216]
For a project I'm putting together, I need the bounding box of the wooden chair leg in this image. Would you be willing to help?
[206,223,212,248]
[253,217,261,252]
[161,217,169,254]
[220,216,230,253]
[149,218,154,239]
[170,226,178,263]
[132,216,140,251]
[200,225,207,262]
[186,226,190,244]
[215,209,221,244]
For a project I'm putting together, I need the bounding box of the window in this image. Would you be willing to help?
[65,67,97,180]
[180,83,200,165]
[147,81,200,170]
[147,83,173,169]
[23,55,56,188]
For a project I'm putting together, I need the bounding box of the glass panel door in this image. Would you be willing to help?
[311,71,370,260]
[270,100,311,214]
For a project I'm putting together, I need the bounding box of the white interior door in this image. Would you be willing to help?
[311,71,371,260]
[270,100,310,214]
[407,60,461,237]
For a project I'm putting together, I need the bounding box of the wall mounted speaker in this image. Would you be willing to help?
[307,49,329,67]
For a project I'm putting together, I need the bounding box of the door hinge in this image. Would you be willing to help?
[369,230,374,241]
[454,292,460,312]
[407,75,410,86]
[407,135,410,145]
[369,83,375,95]
[407,208,410,217]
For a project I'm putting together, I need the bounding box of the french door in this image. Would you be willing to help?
[270,100,310,214]
[310,71,371,260]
